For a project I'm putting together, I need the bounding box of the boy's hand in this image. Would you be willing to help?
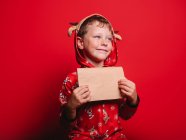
[67,85,91,110]
[118,78,138,105]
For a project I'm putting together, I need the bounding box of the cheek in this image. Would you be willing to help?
[107,45,113,56]
[110,45,114,51]
[107,47,113,56]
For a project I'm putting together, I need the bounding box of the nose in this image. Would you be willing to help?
[101,38,108,46]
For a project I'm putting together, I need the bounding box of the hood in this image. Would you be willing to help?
[68,13,122,67]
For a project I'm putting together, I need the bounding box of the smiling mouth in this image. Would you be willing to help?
[96,49,108,53]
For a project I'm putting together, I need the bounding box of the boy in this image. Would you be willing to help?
[59,14,140,140]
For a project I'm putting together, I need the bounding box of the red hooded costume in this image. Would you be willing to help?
[59,14,139,140]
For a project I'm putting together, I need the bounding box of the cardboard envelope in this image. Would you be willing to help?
[77,67,125,101]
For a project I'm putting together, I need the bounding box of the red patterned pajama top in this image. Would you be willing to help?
[59,72,139,140]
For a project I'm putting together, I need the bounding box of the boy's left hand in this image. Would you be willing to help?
[118,77,138,105]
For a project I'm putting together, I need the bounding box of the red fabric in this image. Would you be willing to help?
[59,72,138,139]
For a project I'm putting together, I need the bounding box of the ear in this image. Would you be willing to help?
[77,37,84,50]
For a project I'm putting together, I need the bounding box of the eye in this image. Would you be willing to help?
[107,37,113,41]
[93,35,101,39]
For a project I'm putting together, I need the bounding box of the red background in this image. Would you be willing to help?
[1,0,186,139]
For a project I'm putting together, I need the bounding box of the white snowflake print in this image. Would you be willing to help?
[103,109,109,124]
[86,107,94,120]
[110,105,115,110]
[59,90,67,104]
[63,76,71,84]
[103,130,109,139]
[89,126,99,139]
[97,108,101,112]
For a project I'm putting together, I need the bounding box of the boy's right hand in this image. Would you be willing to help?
[67,85,91,110]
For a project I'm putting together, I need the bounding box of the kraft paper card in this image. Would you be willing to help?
[77,67,125,101]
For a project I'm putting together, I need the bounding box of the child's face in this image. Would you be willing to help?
[78,21,113,66]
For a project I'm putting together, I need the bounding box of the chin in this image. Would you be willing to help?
[95,56,108,62]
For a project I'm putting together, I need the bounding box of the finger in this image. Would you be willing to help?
[121,89,131,96]
[74,86,88,94]
[74,85,88,92]
[79,85,88,88]
[120,89,128,98]
[81,91,91,99]
[81,94,92,103]
[118,81,130,89]
[119,80,134,89]
[78,87,90,95]
[119,85,131,92]
[118,78,129,84]
[118,78,127,83]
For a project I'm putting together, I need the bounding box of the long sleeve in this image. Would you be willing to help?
[119,95,140,120]
[59,73,78,132]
